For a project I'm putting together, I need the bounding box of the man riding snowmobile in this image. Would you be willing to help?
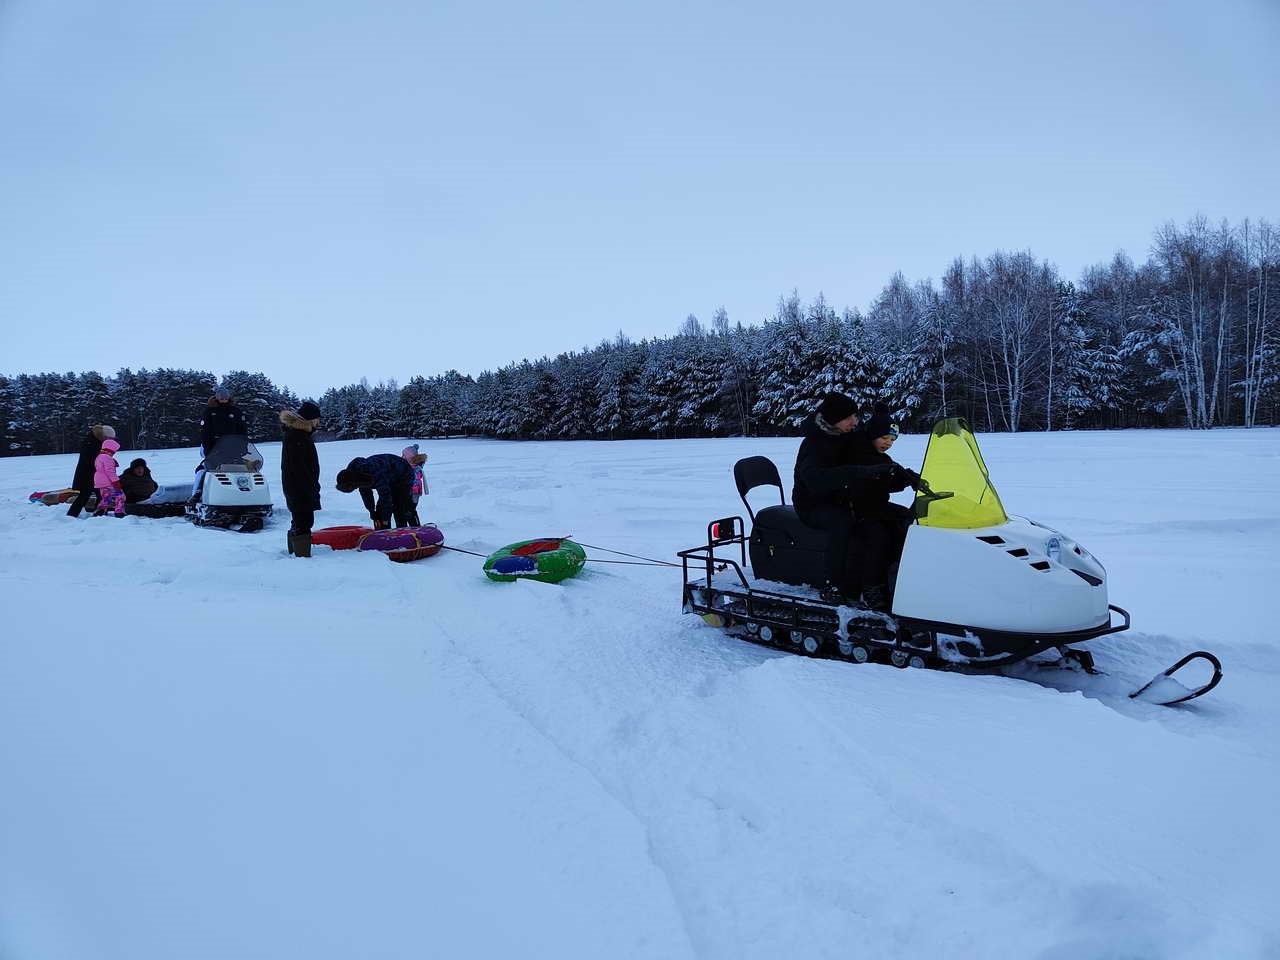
[191,387,248,503]
[792,393,905,606]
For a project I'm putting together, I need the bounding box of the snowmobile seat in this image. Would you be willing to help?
[734,456,830,587]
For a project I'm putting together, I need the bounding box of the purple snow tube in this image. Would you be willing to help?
[356,524,445,563]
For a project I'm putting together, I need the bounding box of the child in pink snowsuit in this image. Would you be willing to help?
[93,438,126,517]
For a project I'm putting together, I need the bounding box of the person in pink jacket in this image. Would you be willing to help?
[401,444,429,525]
[92,438,126,517]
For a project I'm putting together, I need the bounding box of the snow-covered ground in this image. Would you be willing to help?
[1,429,1277,959]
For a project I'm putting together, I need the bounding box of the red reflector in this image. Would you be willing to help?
[711,522,721,539]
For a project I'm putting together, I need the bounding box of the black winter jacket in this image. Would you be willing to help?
[119,466,159,503]
[280,410,322,512]
[847,432,911,517]
[345,454,412,523]
[792,416,896,516]
[71,428,102,490]
[200,402,247,455]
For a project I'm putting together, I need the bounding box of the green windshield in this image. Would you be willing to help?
[914,418,1008,528]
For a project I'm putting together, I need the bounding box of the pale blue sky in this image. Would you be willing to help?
[2,0,1277,398]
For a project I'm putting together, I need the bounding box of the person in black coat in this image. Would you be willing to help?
[280,401,322,557]
[67,424,116,517]
[191,387,249,502]
[200,387,248,454]
[792,393,897,602]
[119,458,159,503]
[118,458,187,518]
[336,453,415,529]
[848,406,920,610]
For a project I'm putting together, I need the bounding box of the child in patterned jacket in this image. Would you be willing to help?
[401,444,429,525]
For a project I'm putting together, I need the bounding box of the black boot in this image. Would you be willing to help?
[294,532,312,558]
[287,531,296,555]
[862,583,892,613]
[820,583,855,606]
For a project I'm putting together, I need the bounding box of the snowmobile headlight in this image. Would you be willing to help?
[1045,536,1062,564]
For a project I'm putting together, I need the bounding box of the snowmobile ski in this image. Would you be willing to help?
[1129,651,1223,706]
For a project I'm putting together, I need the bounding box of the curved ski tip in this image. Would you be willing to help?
[1129,650,1222,706]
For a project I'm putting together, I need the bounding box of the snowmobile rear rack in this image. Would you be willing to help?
[679,515,911,661]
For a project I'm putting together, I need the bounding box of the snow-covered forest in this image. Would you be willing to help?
[4,217,1276,456]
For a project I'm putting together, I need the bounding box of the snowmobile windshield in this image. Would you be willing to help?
[914,418,1008,528]
[203,436,265,473]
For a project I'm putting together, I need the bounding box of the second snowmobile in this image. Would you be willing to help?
[679,418,1222,706]
[186,435,273,533]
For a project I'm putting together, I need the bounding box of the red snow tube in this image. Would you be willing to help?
[313,525,374,550]
[356,524,445,563]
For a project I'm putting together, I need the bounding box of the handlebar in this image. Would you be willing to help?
[911,477,954,520]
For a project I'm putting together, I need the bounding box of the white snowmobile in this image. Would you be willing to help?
[680,418,1222,706]
[186,435,273,533]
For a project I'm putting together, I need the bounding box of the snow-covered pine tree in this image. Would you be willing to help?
[801,307,879,416]
[672,330,727,436]
[3,375,34,455]
[636,340,682,438]
[593,337,643,439]
[1047,282,1094,430]
[0,375,19,454]
[719,320,759,437]
[751,293,814,430]
[434,371,476,436]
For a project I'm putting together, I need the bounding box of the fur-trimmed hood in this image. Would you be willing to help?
[92,424,116,441]
[280,410,314,432]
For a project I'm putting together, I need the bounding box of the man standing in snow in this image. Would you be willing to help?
[335,453,416,529]
[280,401,322,557]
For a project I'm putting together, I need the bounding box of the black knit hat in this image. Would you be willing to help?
[336,467,371,492]
[817,392,857,424]
[129,458,147,469]
[298,401,321,420]
[863,404,900,440]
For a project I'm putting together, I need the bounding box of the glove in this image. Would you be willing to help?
[373,517,391,530]
[901,467,922,490]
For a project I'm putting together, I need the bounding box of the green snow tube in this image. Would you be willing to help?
[484,537,587,583]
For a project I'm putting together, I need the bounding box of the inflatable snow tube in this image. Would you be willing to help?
[484,538,586,583]
[357,524,445,563]
[30,488,80,505]
[313,525,375,550]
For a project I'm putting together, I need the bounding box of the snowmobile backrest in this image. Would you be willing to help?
[733,456,786,522]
